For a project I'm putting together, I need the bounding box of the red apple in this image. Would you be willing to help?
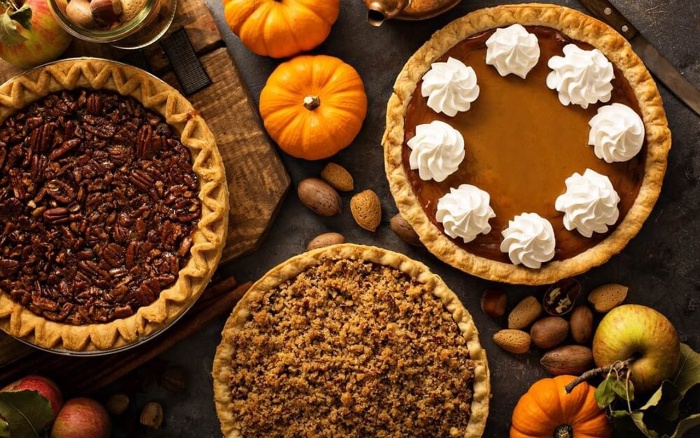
[592,304,681,393]
[2,374,63,424]
[0,0,72,69]
[51,398,110,438]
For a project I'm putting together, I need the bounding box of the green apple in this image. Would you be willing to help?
[592,304,680,393]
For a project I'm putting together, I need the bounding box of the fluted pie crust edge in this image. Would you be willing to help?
[0,58,229,352]
[383,4,671,285]
[212,243,490,438]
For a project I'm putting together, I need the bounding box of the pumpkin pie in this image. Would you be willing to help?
[0,59,229,352]
[383,4,671,285]
[212,244,490,437]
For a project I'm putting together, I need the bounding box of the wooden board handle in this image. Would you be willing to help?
[579,0,638,40]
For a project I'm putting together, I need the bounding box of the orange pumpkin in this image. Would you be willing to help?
[222,0,340,58]
[259,55,368,160]
[511,375,612,438]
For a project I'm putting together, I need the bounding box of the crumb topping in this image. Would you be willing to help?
[226,258,475,437]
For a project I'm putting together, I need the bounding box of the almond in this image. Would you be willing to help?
[297,178,341,217]
[540,345,593,376]
[320,163,354,192]
[508,296,542,329]
[588,283,628,313]
[480,289,507,318]
[493,329,531,354]
[307,232,345,251]
[350,190,382,232]
[390,213,422,246]
[570,305,594,344]
[530,316,569,349]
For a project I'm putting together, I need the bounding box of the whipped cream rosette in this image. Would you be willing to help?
[407,120,465,182]
[421,57,480,116]
[588,103,645,163]
[546,44,614,109]
[436,184,496,243]
[500,213,556,269]
[485,24,540,79]
[555,169,620,238]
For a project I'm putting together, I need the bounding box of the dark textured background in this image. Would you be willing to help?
[109,1,700,436]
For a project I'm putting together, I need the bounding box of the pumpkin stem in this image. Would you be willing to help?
[303,95,321,111]
[553,424,574,438]
[564,357,635,394]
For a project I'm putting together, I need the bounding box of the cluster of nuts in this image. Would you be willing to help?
[65,0,145,30]
[485,280,629,376]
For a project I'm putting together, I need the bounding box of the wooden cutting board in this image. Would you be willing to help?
[0,1,289,376]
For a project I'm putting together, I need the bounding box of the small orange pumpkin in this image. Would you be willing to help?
[259,55,368,160]
[222,0,340,58]
[511,375,611,438]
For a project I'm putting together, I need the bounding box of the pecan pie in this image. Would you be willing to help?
[383,4,671,285]
[0,59,228,352]
[213,244,489,437]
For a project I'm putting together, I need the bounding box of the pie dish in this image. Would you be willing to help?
[0,58,229,352]
[383,4,671,285]
[213,243,489,437]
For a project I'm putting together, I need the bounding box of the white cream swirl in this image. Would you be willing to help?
[407,120,465,182]
[588,103,645,163]
[436,184,496,243]
[485,24,540,79]
[555,169,620,238]
[421,57,480,116]
[500,213,556,269]
[546,44,614,109]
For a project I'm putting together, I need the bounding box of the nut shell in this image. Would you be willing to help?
[588,283,628,312]
[307,232,345,251]
[570,305,594,344]
[530,316,569,349]
[350,190,382,232]
[140,401,164,429]
[390,213,422,246]
[540,345,593,376]
[508,296,542,329]
[320,163,354,192]
[298,178,342,217]
[480,289,507,318]
[493,329,531,354]
[105,393,129,415]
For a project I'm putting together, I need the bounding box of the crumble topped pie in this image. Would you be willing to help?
[213,244,490,437]
[0,59,229,352]
[383,4,671,284]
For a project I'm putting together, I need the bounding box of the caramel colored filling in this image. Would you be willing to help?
[403,26,646,263]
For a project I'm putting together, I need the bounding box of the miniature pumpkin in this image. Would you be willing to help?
[222,0,340,58]
[510,375,611,438]
[259,55,368,160]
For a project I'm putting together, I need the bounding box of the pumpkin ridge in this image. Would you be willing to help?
[293,0,339,26]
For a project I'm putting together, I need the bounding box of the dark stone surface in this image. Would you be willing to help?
[109,1,700,436]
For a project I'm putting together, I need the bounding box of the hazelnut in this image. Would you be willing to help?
[480,289,506,318]
[91,0,123,28]
[140,401,164,429]
[570,305,594,344]
[105,393,129,415]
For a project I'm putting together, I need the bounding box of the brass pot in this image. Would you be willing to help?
[364,0,463,26]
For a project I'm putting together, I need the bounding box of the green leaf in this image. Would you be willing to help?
[612,378,635,402]
[9,4,32,31]
[0,417,8,438]
[595,376,616,408]
[640,381,682,421]
[0,390,53,438]
[0,11,26,46]
[672,344,700,397]
[669,412,700,438]
[611,410,646,437]
[630,411,660,438]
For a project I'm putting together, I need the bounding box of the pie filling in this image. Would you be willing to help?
[0,89,201,325]
[226,258,476,437]
[402,26,646,264]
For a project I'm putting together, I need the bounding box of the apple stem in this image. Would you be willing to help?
[564,357,634,394]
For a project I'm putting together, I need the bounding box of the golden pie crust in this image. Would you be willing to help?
[0,58,229,352]
[212,243,490,437]
[383,4,671,285]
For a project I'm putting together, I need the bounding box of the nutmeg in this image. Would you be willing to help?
[390,213,422,246]
[588,283,628,313]
[307,232,345,251]
[140,401,164,429]
[297,178,341,217]
[320,162,354,192]
[350,190,382,232]
[540,345,593,376]
[493,329,531,354]
[480,289,507,318]
[508,296,542,329]
[530,316,569,349]
[570,305,594,344]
